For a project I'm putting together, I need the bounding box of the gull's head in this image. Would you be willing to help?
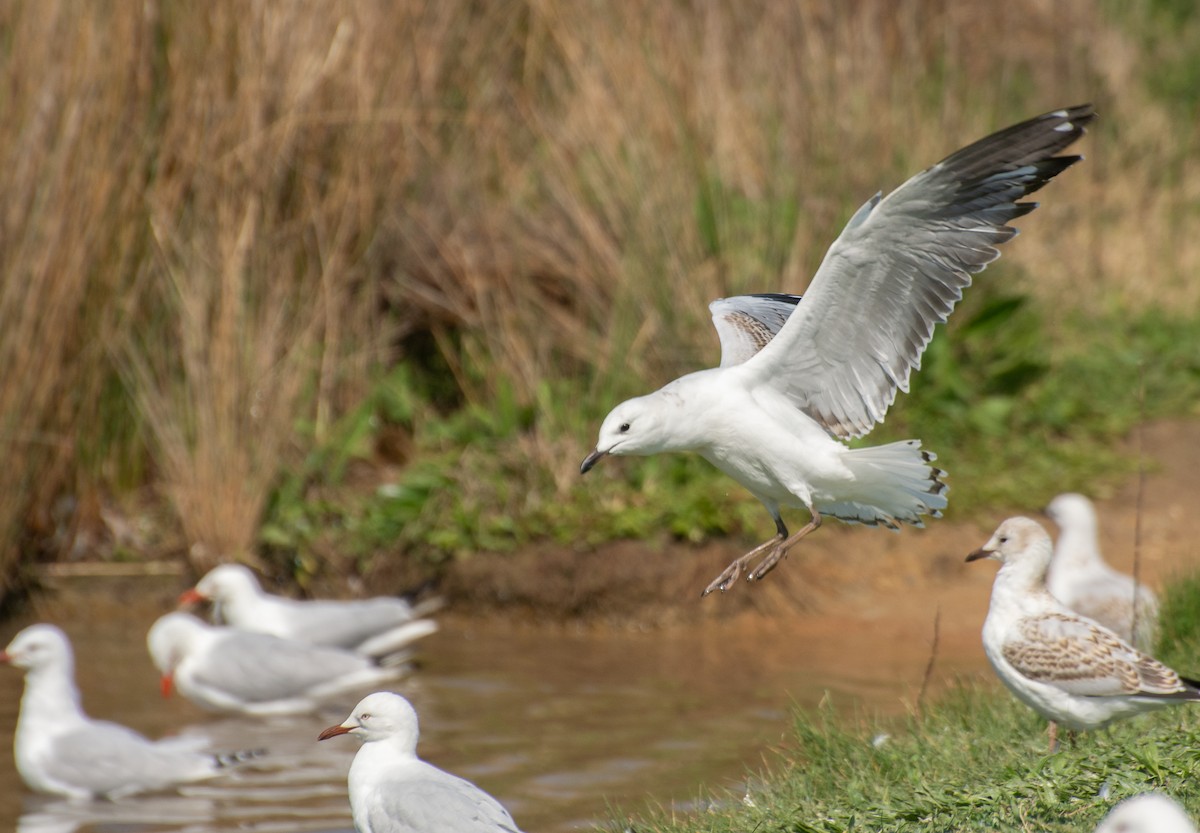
[0,624,73,673]
[1093,793,1198,833]
[581,394,672,474]
[146,612,209,698]
[966,517,1053,576]
[1045,492,1097,533]
[182,563,262,608]
[318,691,420,753]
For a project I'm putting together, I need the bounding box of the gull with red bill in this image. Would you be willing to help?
[1,623,260,799]
[179,563,440,657]
[318,691,526,833]
[147,612,408,716]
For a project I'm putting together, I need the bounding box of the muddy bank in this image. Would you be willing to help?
[420,418,1200,630]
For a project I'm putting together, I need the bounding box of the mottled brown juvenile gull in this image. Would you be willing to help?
[968,517,1200,743]
[1,624,257,799]
[582,105,1095,595]
[147,612,407,717]
[319,692,525,833]
[1093,793,1198,833]
[179,563,439,658]
[1045,492,1158,650]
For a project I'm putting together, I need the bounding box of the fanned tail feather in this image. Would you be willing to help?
[818,440,947,527]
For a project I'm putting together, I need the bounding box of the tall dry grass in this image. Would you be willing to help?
[0,0,1195,587]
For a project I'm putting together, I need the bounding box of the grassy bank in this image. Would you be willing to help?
[2,1,1200,592]
[616,575,1200,832]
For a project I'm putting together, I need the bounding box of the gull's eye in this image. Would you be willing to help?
[998,536,1009,544]
[619,422,630,433]
[359,713,371,721]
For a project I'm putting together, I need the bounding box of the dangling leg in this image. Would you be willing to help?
[1047,720,1059,754]
[747,508,822,582]
[702,512,787,597]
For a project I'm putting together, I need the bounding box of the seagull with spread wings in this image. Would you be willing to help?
[581,105,1095,595]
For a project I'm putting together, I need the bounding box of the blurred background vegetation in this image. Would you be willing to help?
[0,0,1198,599]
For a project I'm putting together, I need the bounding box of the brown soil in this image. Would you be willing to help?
[425,419,1200,640]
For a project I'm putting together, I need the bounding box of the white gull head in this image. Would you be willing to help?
[581,390,686,473]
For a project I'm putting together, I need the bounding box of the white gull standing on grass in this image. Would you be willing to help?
[581,105,1095,595]
[147,612,409,717]
[967,517,1200,747]
[1,624,258,800]
[318,691,525,833]
[1093,793,1198,833]
[1045,492,1159,650]
[179,563,440,658]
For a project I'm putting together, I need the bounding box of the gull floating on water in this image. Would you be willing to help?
[1045,493,1159,650]
[319,691,525,833]
[582,105,1095,595]
[1093,793,1198,833]
[179,563,440,658]
[147,612,409,716]
[1,624,258,800]
[968,517,1200,744]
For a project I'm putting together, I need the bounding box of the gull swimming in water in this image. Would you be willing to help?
[1093,793,1198,833]
[318,691,525,833]
[1045,492,1158,650]
[968,517,1200,747]
[1,624,258,799]
[147,612,409,716]
[179,563,440,658]
[581,105,1095,595]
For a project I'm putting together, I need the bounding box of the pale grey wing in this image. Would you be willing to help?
[281,597,415,649]
[1003,612,1190,698]
[43,722,208,795]
[366,772,523,833]
[742,105,1095,438]
[709,294,802,368]
[196,632,374,703]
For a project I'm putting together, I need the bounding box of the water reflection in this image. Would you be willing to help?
[0,573,988,833]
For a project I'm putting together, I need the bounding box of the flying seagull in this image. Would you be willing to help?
[581,104,1095,595]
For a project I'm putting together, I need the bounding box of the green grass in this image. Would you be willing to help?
[602,572,1200,833]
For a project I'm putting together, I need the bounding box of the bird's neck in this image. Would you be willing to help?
[348,739,419,791]
[993,555,1056,607]
[20,664,86,728]
[1054,525,1102,571]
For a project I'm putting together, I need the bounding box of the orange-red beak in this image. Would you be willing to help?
[0,652,11,664]
[160,672,175,698]
[177,589,206,607]
[317,724,352,742]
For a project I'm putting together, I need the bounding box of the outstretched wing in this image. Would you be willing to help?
[709,293,802,367]
[740,104,1094,438]
[1003,612,1194,699]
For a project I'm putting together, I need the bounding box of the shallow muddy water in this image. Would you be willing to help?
[0,570,991,833]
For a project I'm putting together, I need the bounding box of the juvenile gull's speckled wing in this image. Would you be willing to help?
[1003,612,1191,698]
[741,105,1095,438]
[709,294,802,367]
